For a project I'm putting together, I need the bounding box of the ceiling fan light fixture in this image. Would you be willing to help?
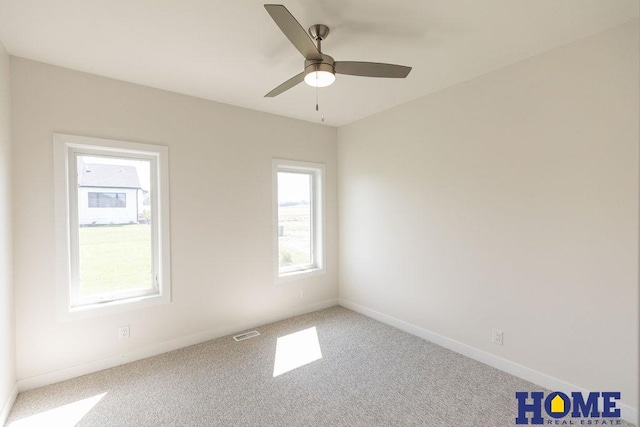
[304,70,335,87]
[304,62,335,87]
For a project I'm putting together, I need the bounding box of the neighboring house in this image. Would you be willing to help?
[77,163,143,225]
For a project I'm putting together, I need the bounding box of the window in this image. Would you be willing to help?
[88,192,127,208]
[54,134,171,315]
[273,159,325,281]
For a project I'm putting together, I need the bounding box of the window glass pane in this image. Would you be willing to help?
[76,155,153,299]
[278,171,313,271]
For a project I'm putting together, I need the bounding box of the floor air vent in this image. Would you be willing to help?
[233,331,260,342]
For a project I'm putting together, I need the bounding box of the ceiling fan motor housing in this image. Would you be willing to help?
[304,54,335,76]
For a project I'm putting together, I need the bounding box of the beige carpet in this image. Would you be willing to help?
[6,306,634,426]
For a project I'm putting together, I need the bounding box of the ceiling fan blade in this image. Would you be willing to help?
[264,4,322,61]
[264,72,305,97]
[334,61,412,78]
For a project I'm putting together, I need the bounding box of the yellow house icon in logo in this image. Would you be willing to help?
[550,395,565,413]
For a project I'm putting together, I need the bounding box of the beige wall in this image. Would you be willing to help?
[0,41,15,422]
[338,20,639,410]
[11,58,338,382]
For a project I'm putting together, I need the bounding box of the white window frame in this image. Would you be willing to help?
[54,133,171,317]
[273,159,325,283]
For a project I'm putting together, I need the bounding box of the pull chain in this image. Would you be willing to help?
[315,76,324,122]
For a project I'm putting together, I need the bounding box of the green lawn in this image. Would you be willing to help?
[79,224,152,297]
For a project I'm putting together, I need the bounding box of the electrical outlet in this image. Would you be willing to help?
[492,328,503,345]
[300,290,305,300]
[119,325,130,340]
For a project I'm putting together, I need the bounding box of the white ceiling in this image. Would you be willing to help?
[0,0,637,127]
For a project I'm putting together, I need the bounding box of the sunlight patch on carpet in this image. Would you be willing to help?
[273,326,322,377]
[9,392,107,427]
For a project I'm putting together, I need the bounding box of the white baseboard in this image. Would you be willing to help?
[338,298,638,426]
[17,298,338,393]
[1,382,18,425]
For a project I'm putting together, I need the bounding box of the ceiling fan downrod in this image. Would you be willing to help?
[308,24,330,53]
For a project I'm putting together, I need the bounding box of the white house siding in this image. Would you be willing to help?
[78,187,138,225]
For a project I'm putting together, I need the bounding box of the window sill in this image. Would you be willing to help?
[59,292,170,321]
[276,267,326,284]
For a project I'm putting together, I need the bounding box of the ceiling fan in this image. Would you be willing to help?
[264,4,412,97]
